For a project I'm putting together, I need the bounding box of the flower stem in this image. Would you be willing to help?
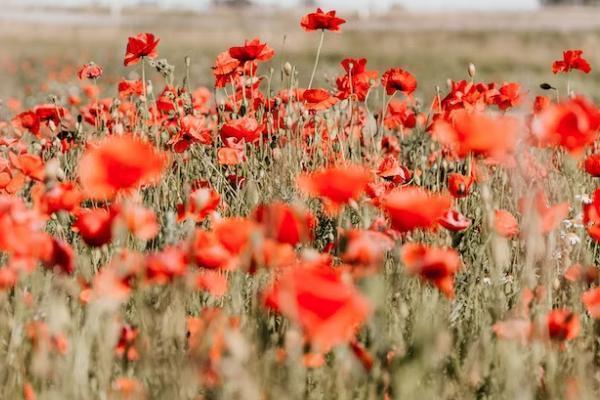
[308,30,325,89]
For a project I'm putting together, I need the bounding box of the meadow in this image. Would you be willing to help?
[2,6,600,400]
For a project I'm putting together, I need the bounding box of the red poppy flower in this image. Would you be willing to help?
[253,202,315,246]
[177,186,220,223]
[375,155,412,185]
[124,33,159,66]
[263,265,370,351]
[220,116,263,143]
[384,99,417,131]
[73,208,117,247]
[492,82,521,111]
[381,187,452,233]
[432,110,518,159]
[212,51,241,88]
[546,309,579,342]
[42,238,74,275]
[438,209,471,232]
[584,154,600,177]
[191,230,236,270]
[78,134,167,200]
[552,50,591,74]
[340,229,394,268]
[34,181,82,215]
[583,189,600,242]
[533,95,551,114]
[381,68,417,96]
[302,89,338,111]
[118,79,143,98]
[447,172,474,198]
[400,243,461,298]
[336,58,378,102]
[229,38,274,64]
[300,8,346,32]
[530,96,600,155]
[78,63,103,80]
[13,111,40,136]
[564,263,598,284]
[145,247,187,284]
[494,209,519,238]
[297,165,372,215]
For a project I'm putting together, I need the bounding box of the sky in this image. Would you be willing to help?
[4,0,541,11]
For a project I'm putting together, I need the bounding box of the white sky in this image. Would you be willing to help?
[4,0,541,11]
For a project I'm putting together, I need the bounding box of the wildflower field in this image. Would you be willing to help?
[4,6,600,400]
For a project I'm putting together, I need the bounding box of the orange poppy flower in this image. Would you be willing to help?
[263,265,370,351]
[300,8,346,32]
[118,202,159,241]
[33,181,82,215]
[118,79,143,98]
[195,270,228,297]
[400,243,461,298]
[302,88,338,111]
[78,134,167,200]
[432,110,518,159]
[340,229,394,268]
[297,165,372,215]
[564,263,598,284]
[124,32,159,66]
[9,152,45,181]
[381,68,417,96]
[381,187,451,233]
[582,287,600,319]
[493,209,519,238]
[552,50,591,74]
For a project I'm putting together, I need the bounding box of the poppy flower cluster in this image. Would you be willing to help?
[4,10,600,399]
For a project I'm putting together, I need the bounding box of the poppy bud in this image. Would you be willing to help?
[283,62,292,76]
[540,83,554,90]
[468,63,476,78]
[185,56,191,68]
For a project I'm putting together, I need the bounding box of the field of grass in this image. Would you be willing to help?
[2,6,600,400]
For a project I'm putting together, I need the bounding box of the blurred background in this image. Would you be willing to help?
[1,0,600,100]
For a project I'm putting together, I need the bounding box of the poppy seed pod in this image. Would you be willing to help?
[468,63,476,78]
[283,62,292,76]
